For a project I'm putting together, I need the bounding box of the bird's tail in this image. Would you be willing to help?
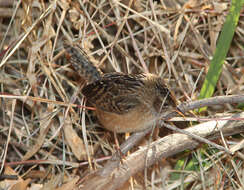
[65,44,102,84]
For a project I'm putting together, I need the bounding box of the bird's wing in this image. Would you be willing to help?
[82,73,145,114]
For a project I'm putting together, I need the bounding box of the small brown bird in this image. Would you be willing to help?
[66,45,174,133]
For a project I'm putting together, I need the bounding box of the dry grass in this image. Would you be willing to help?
[0,0,244,189]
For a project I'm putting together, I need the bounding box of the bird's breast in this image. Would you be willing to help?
[95,105,159,133]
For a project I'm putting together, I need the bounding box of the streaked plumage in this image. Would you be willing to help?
[66,45,174,133]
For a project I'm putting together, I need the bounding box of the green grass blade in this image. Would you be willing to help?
[198,0,244,112]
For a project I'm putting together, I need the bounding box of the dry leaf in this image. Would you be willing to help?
[55,176,79,190]
[64,116,91,160]
[0,166,31,190]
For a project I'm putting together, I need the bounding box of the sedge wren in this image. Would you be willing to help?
[66,45,174,133]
